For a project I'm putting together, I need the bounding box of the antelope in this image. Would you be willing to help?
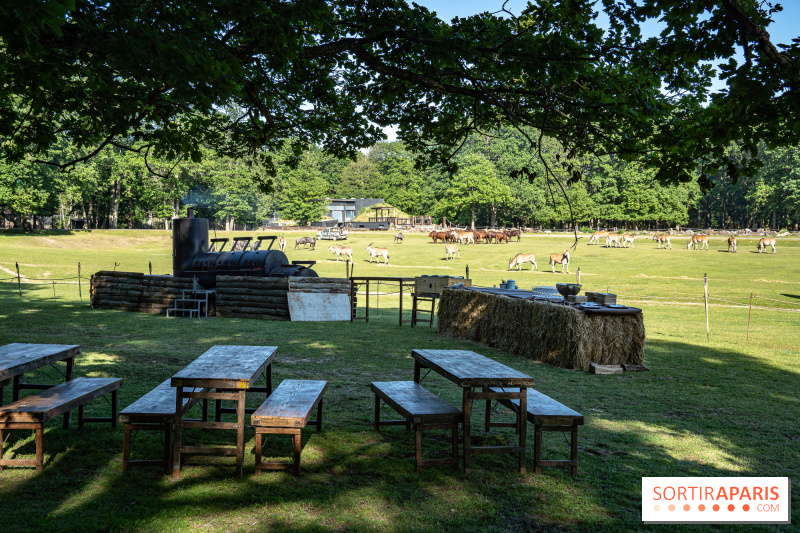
[758,237,776,254]
[728,236,737,253]
[687,234,709,250]
[328,245,353,262]
[495,231,509,244]
[366,243,389,264]
[278,234,286,252]
[451,230,475,245]
[509,253,537,271]
[445,244,459,260]
[653,234,672,249]
[549,250,570,274]
[605,233,621,248]
[622,233,636,248]
[588,231,608,245]
[394,232,404,243]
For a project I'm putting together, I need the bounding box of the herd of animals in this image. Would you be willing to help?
[274,228,779,273]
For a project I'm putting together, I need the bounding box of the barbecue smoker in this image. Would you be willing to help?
[172,211,317,288]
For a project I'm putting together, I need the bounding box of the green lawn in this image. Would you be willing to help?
[0,229,798,532]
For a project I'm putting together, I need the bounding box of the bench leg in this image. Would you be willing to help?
[374,395,380,432]
[293,430,301,476]
[0,428,3,472]
[164,423,172,476]
[35,426,43,472]
[571,425,578,475]
[254,431,263,476]
[534,424,542,475]
[414,422,423,474]
[172,386,183,478]
[78,404,85,429]
[202,399,208,421]
[122,424,131,473]
[484,399,491,432]
[235,389,245,478]
[111,389,118,429]
[316,399,323,432]
[452,425,459,472]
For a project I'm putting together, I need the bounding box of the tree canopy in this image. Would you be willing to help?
[1,1,798,191]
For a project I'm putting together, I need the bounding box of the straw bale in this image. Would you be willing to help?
[437,289,645,370]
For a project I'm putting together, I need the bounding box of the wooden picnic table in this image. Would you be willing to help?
[170,345,277,478]
[411,349,534,473]
[0,343,80,428]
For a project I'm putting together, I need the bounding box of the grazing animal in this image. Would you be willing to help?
[687,234,709,250]
[445,244,459,260]
[428,230,438,243]
[484,230,497,243]
[605,233,621,248]
[622,233,636,248]
[589,231,609,245]
[758,237,777,254]
[506,228,522,242]
[495,231,509,244]
[394,232,404,243]
[508,253,537,271]
[653,234,672,249]
[549,250,570,274]
[728,236,737,253]
[328,245,353,262]
[452,230,475,245]
[473,229,487,244]
[366,243,389,264]
[278,234,286,252]
[295,236,316,250]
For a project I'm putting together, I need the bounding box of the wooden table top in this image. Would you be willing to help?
[171,345,277,389]
[0,343,81,382]
[412,349,534,388]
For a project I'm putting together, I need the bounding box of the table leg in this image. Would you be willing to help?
[267,363,273,396]
[235,389,246,478]
[413,361,421,383]
[399,281,403,327]
[519,388,527,474]
[172,386,184,478]
[365,280,369,323]
[64,356,75,429]
[463,387,473,473]
[0,383,3,407]
[12,375,20,402]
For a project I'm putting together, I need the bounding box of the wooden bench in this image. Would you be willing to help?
[0,377,122,471]
[484,387,583,474]
[371,381,462,473]
[251,380,327,476]
[119,379,209,474]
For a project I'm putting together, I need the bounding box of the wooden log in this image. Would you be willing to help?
[216,294,287,305]
[216,311,288,321]
[622,364,650,372]
[95,271,144,278]
[92,289,143,298]
[92,279,143,288]
[290,278,348,285]
[288,288,350,294]
[217,276,288,285]
[217,306,289,316]
[590,363,624,375]
[216,281,289,290]
[216,288,289,297]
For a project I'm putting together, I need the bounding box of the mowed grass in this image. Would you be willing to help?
[0,229,798,532]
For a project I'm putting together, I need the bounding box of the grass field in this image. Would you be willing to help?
[0,229,798,532]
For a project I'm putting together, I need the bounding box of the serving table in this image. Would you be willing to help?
[171,345,277,478]
[411,349,534,473]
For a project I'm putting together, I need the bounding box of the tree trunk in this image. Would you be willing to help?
[109,178,121,229]
[470,207,475,231]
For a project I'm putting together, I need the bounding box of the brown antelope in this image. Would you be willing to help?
[727,236,737,253]
[445,244,459,260]
[622,233,636,248]
[653,234,672,249]
[509,253,537,271]
[687,234,709,250]
[588,231,608,245]
[495,231,509,244]
[366,243,389,264]
[549,250,570,274]
[278,234,286,252]
[328,245,353,262]
[605,233,621,248]
[758,237,776,254]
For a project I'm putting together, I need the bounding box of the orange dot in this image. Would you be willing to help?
[683,504,691,511]
[743,504,750,512]
[698,504,706,512]
[653,505,661,512]
[713,504,720,512]
[668,504,676,512]
[728,504,735,512]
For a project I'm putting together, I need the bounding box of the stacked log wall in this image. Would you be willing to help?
[91,271,193,313]
[215,276,290,320]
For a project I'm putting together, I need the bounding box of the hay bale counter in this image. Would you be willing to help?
[437,288,645,370]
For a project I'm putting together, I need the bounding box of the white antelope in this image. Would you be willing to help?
[588,231,609,245]
[758,237,776,254]
[451,230,475,245]
[508,253,537,271]
[687,234,709,250]
[278,234,286,252]
[366,243,389,264]
[728,236,737,253]
[328,245,353,262]
[622,233,636,248]
[605,233,621,248]
[445,244,459,260]
[653,234,672,249]
[549,250,570,274]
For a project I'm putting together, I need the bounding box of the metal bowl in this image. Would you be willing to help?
[555,283,582,297]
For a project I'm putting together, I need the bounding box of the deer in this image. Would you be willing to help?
[495,231,509,244]
[758,237,777,253]
[622,233,636,248]
[278,234,286,252]
[605,233,621,248]
[653,234,672,249]
[366,243,389,264]
[727,236,737,253]
[394,232,404,243]
[588,231,609,245]
[687,234,709,250]
[451,230,475,244]
[444,243,459,260]
[328,245,353,262]
[549,250,570,274]
[509,253,537,271]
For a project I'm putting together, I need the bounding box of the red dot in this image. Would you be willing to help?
[743,504,750,512]
[683,504,691,511]
[728,504,735,512]
[698,504,706,511]
[713,504,720,512]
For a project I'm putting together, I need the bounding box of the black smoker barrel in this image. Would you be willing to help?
[173,216,209,277]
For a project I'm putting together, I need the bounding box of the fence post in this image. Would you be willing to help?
[704,273,709,340]
[78,262,82,300]
[16,262,21,299]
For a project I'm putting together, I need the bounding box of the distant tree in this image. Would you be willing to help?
[279,151,329,225]
[438,155,512,229]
